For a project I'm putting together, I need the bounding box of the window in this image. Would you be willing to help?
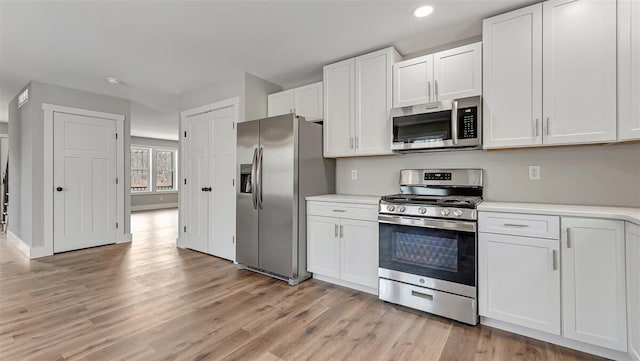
[131,147,151,192]
[155,150,177,191]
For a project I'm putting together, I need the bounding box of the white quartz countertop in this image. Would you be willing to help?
[478,201,640,226]
[306,194,381,205]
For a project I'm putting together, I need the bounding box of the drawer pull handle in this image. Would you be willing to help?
[552,250,558,271]
[503,223,529,228]
[332,209,346,213]
[411,290,434,300]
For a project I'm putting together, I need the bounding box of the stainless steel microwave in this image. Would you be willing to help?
[391,96,481,152]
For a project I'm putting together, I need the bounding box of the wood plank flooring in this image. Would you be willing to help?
[0,209,606,361]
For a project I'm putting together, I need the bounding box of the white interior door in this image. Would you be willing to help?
[53,112,117,253]
[209,106,236,261]
[185,112,211,253]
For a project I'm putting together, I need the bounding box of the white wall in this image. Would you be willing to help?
[243,73,281,122]
[336,143,640,208]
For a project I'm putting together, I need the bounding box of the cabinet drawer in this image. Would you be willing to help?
[479,212,559,239]
[306,201,378,221]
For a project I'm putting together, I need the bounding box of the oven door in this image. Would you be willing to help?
[378,215,476,295]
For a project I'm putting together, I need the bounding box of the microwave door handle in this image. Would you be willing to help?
[451,100,459,145]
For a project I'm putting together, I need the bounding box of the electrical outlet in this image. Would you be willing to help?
[160,196,164,201]
[529,166,541,180]
[351,170,358,180]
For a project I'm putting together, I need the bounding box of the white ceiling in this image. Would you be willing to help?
[0,0,536,140]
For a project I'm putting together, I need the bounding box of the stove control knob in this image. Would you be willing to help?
[418,207,427,214]
[398,206,406,213]
[453,209,463,217]
[440,209,450,216]
[387,205,395,212]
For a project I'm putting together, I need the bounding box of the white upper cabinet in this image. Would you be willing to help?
[393,43,481,108]
[267,90,294,118]
[433,42,482,101]
[268,82,323,121]
[627,222,640,361]
[323,58,355,157]
[294,82,323,121]
[542,0,617,145]
[619,0,640,141]
[393,55,434,108]
[354,48,397,156]
[561,217,627,352]
[483,4,543,149]
[324,47,400,158]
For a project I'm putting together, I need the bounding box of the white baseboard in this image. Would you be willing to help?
[312,273,378,296]
[7,231,53,259]
[117,233,133,244]
[480,317,631,361]
[176,237,186,249]
[131,203,178,212]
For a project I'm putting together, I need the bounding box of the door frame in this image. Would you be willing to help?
[177,96,240,250]
[43,104,126,256]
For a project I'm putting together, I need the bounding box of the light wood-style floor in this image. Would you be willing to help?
[0,209,606,361]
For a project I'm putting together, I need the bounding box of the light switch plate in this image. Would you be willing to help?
[529,166,541,180]
[351,170,358,180]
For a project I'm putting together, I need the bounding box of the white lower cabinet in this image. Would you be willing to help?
[561,217,627,352]
[306,200,379,294]
[479,233,561,334]
[627,222,640,361]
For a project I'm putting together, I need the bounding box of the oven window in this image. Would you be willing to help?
[380,222,476,286]
[392,232,458,272]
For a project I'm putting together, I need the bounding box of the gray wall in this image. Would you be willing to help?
[12,81,132,247]
[0,122,8,134]
[336,143,640,208]
[130,136,179,210]
[7,84,33,244]
[243,73,282,122]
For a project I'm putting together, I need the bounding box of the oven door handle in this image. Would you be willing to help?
[378,214,476,233]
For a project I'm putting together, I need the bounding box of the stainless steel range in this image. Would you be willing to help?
[378,169,483,325]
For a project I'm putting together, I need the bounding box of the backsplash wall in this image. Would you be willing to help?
[336,143,640,208]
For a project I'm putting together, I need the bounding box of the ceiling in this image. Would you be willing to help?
[0,0,535,140]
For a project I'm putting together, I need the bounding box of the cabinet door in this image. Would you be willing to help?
[479,233,560,334]
[433,42,482,101]
[323,58,355,157]
[619,0,640,141]
[393,55,433,108]
[307,215,340,278]
[355,48,396,156]
[542,0,617,145]
[340,219,379,289]
[267,90,294,118]
[294,82,323,122]
[483,4,543,149]
[627,222,640,361]
[561,217,627,351]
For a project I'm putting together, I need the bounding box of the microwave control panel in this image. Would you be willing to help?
[458,106,478,139]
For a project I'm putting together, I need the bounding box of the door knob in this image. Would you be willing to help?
[56,187,63,192]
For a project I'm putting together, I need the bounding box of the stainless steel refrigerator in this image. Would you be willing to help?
[236,114,335,285]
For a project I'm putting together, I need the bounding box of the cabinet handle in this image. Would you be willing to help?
[544,117,550,136]
[335,224,339,237]
[332,209,346,213]
[534,119,540,137]
[339,225,344,238]
[552,250,558,271]
[435,80,439,101]
[566,228,571,248]
[411,290,434,300]
[428,81,432,102]
[503,223,529,228]
[350,137,354,149]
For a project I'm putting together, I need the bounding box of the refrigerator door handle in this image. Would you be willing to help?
[257,147,264,209]
[251,148,258,210]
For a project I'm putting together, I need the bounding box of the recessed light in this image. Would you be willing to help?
[106,77,121,85]
[414,5,434,18]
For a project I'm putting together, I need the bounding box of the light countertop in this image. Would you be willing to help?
[479,201,640,226]
[306,194,381,205]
